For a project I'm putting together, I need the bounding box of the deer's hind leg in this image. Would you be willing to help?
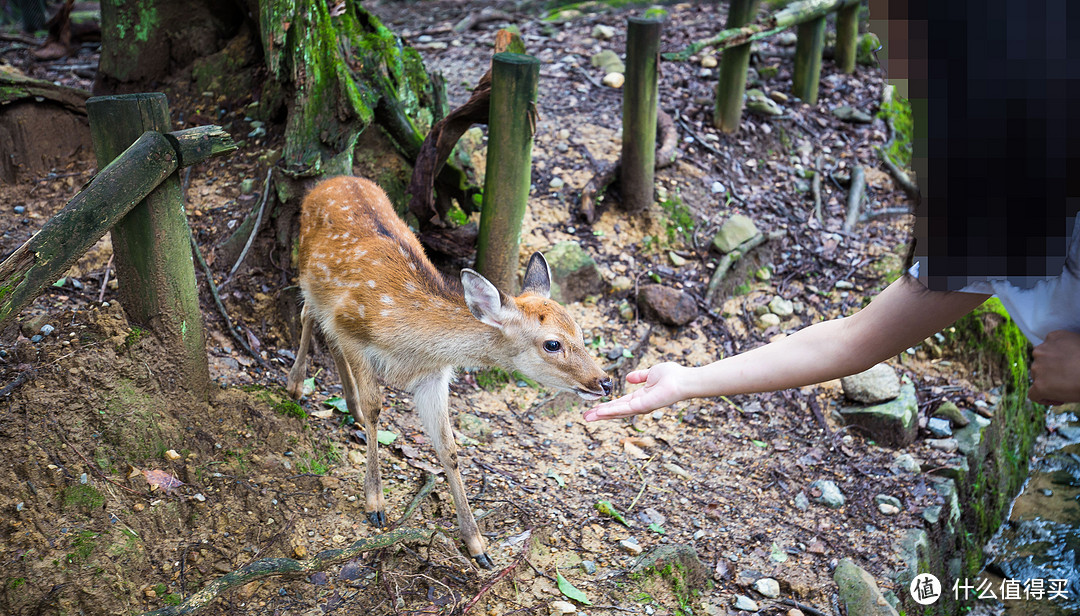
[328,344,386,526]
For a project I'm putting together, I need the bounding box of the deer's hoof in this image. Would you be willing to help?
[473,553,495,570]
[367,511,387,527]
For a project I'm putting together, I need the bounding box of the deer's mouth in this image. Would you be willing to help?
[574,388,604,401]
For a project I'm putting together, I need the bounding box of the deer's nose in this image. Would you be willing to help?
[599,377,613,396]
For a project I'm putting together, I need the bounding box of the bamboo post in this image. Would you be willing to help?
[475,53,540,294]
[834,2,859,73]
[621,16,662,213]
[86,93,209,400]
[792,15,827,104]
[715,0,760,133]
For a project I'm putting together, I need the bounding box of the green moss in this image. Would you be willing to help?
[659,191,694,247]
[475,367,512,390]
[62,484,105,512]
[125,326,147,347]
[6,577,26,590]
[878,91,913,168]
[66,531,99,564]
[163,593,182,605]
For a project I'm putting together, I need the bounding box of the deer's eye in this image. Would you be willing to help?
[543,340,561,353]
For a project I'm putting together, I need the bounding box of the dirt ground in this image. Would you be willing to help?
[0,2,1007,615]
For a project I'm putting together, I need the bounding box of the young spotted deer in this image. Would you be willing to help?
[286,176,612,568]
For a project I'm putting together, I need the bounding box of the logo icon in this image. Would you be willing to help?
[910,573,942,605]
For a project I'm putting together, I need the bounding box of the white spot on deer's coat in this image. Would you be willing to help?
[371,259,382,267]
[380,310,390,317]
[356,304,366,317]
[404,282,417,294]
[381,295,393,305]
[367,280,376,288]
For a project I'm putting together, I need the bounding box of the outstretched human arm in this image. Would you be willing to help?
[584,275,991,421]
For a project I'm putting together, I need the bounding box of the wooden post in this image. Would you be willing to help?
[792,16,827,104]
[86,93,209,401]
[621,16,662,213]
[475,53,540,294]
[834,2,859,74]
[715,0,761,133]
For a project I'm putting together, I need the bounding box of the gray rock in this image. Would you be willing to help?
[927,417,953,437]
[754,577,780,598]
[591,24,615,40]
[637,284,699,326]
[544,241,604,304]
[39,324,55,336]
[893,453,921,474]
[810,479,845,509]
[874,494,902,509]
[926,438,959,453]
[839,382,918,446]
[733,595,759,612]
[618,538,643,555]
[878,503,900,515]
[768,296,794,318]
[581,560,597,574]
[841,364,901,404]
[933,401,970,427]
[832,105,874,124]
[712,214,760,253]
[590,49,624,73]
[457,413,492,442]
[921,505,942,525]
[776,31,798,46]
[834,559,900,616]
[756,313,781,330]
[745,88,783,116]
[611,275,633,293]
[952,411,991,456]
[793,492,810,511]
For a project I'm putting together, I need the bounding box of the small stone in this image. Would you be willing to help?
[133,502,145,512]
[933,401,970,427]
[922,505,942,525]
[30,335,42,343]
[602,72,625,88]
[581,560,597,574]
[40,324,55,336]
[193,493,206,502]
[927,438,959,453]
[711,181,726,194]
[776,31,798,46]
[611,276,633,292]
[701,55,718,68]
[712,214,760,253]
[754,578,780,598]
[874,494,902,509]
[893,453,921,474]
[834,280,854,290]
[756,313,781,330]
[668,251,687,267]
[332,534,347,545]
[809,479,845,509]
[618,539,643,555]
[733,595,759,612]
[591,24,615,40]
[618,300,635,321]
[769,91,789,104]
[14,205,26,214]
[165,449,182,461]
[590,50,624,73]
[841,364,901,403]
[787,610,805,616]
[550,600,577,615]
[793,492,810,511]
[927,417,953,438]
[240,178,255,194]
[755,266,772,281]
[832,105,874,124]
[878,503,900,515]
[637,284,698,326]
[549,177,565,189]
[768,296,794,318]
[745,88,783,116]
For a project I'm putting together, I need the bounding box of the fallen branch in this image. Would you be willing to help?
[841,165,865,233]
[189,231,268,369]
[704,231,785,308]
[664,0,860,61]
[810,155,823,223]
[389,472,437,529]
[220,167,273,289]
[0,370,32,398]
[139,527,441,616]
[463,555,524,613]
[780,598,830,616]
[859,206,912,222]
[876,146,920,200]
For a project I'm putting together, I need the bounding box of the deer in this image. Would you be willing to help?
[285,176,612,569]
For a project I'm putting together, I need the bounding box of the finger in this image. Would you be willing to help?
[625,369,649,384]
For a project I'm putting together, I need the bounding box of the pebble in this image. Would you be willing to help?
[30,335,42,343]
[40,324,55,336]
[611,275,633,292]
[787,610,805,616]
[756,313,781,329]
[79,473,88,484]
[733,595,759,612]
[549,177,565,189]
[581,560,597,574]
[618,539,643,555]
[550,600,577,615]
[927,417,953,437]
[793,492,809,511]
[754,577,780,598]
[768,296,794,318]
[16,502,24,512]
[668,251,687,267]
[14,205,26,214]
[809,479,845,508]
[193,493,206,502]
[834,280,854,290]
[878,503,900,515]
[927,438,959,453]
[701,55,718,68]
[602,72,625,88]
[711,181,727,193]
[894,453,921,474]
[591,24,615,40]
[165,449,182,461]
[693,529,706,540]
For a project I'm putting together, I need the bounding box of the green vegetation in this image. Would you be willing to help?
[6,577,26,590]
[878,90,913,168]
[62,484,105,512]
[66,531,99,564]
[124,326,147,347]
[659,191,695,247]
[296,438,342,475]
[475,367,512,390]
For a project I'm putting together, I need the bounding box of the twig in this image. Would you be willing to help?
[98,254,113,303]
[704,231,784,308]
[810,155,824,223]
[138,527,442,616]
[859,206,911,222]
[0,371,32,398]
[627,454,657,512]
[463,555,524,613]
[189,232,268,369]
[841,165,866,233]
[220,167,273,289]
[876,146,920,200]
[390,472,437,529]
[781,597,831,616]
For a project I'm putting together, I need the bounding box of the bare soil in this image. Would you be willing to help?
[0,2,1004,615]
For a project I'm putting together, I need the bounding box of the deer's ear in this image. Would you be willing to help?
[521,252,551,299]
[461,269,518,329]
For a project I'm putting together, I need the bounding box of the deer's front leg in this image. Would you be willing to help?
[414,369,493,569]
[286,304,313,400]
[329,345,386,526]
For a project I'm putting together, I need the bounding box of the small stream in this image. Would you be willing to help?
[973,407,1080,615]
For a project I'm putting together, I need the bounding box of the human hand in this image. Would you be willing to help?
[583,362,692,421]
[1029,329,1080,406]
